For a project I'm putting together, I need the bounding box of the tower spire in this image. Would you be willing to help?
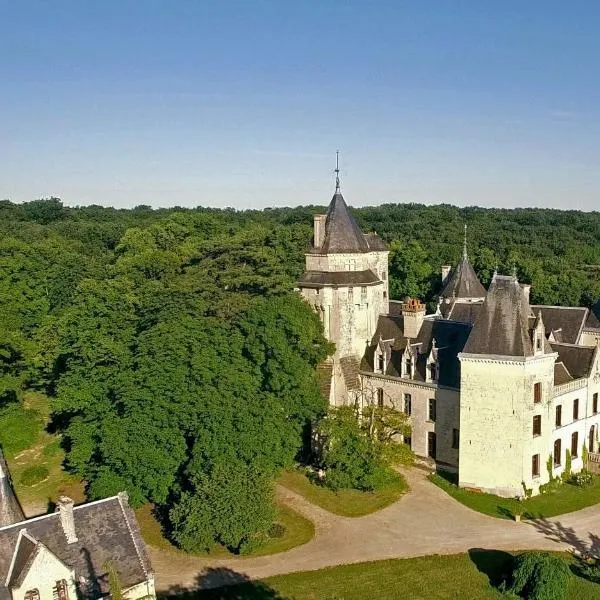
[463,223,468,259]
[334,150,341,193]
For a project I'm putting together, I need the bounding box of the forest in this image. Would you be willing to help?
[0,197,599,551]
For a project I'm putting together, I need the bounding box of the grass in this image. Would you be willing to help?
[178,551,600,600]
[136,500,314,558]
[4,392,85,516]
[430,471,600,520]
[278,468,408,517]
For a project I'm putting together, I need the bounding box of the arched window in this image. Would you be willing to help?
[553,439,562,467]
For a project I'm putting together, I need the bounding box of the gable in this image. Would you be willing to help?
[11,544,72,593]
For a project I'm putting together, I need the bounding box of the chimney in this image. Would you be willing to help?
[57,496,78,543]
[441,265,452,283]
[521,283,531,304]
[402,298,426,339]
[313,214,326,249]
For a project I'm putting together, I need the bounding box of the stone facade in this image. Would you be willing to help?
[299,184,600,498]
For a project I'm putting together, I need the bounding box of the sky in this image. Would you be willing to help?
[1,1,600,210]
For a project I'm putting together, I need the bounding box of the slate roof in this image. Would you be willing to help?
[0,451,24,528]
[298,269,380,287]
[550,343,596,380]
[312,192,386,254]
[0,494,152,598]
[530,305,589,344]
[446,302,483,325]
[362,316,470,388]
[585,309,600,331]
[554,362,573,386]
[440,252,486,299]
[463,275,534,357]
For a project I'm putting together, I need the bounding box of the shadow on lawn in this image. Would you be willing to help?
[159,567,287,600]
[468,548,514,589]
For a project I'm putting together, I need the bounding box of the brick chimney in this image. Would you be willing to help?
[313,214,326,249]
[402,298,426,339]
[441,265,452,283]
[57,496,78,543]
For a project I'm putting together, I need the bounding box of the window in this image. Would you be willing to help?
[383,291,387,299]
[429,363,437,382]
[25,591,40,600]
[555,405,562,427]
[573,398,579,421]
[534,382,542,404]
[377,388,384,408]
[347,287,353,301]
[535,336,542,351]
[428,398,437,422]
[452,428,460,449]
[532,415,541,436]
[404,393,412,416]
[315,288,320,295]
[55,580,69,600]
[554,439,562,467]
[594,393,598,415]
[590,425,596,454]
[532,454,540,478]
[571,431,579,458]
[405,359,412,378]
[361,286,367,301]
[382,270,387,281]
[377,353,385,373]
[427,432,437,459]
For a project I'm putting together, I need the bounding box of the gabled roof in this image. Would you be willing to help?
[440,252,486,299]
[0,494,152,597]
[0,451,24,528]
[530,305,589,344]
[5,530,37,588]
[463,275,534,357]
[550,342,596,380]
[313,192,377,254]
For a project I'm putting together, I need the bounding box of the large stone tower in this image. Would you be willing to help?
[458,274,557,497]
[298,178,388,405]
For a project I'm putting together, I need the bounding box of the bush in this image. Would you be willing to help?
[570,470,595,488]
[510,552,570,600]
[20,465,50,486]
[267,523,286,539]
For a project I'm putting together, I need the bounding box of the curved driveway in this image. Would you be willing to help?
[150,468,600,590]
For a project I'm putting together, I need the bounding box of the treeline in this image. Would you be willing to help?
[0,197,599,550]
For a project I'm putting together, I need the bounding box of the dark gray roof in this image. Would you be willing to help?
[0,451,24,528]
[6,532,36,587]
[312,192,385,254]
[298,269,380,288]
[362,316,470,388]
[585,309,600,331]
[463,275,533,357]
[440,253,486,299]
[0,494,152,596]
[446,302,484,325]
[551,343,596,380]
[530,305,588,344]
[554,362,573,386]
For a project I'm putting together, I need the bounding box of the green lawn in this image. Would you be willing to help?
[3,393,85,516]
[430,471,600,520]
[172,551,600,600]
[136,500,314,558]
[278,468,408,517]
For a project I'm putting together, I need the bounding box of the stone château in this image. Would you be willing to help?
[298,182,600,498]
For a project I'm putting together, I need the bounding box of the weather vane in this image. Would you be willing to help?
[335,150,340,192]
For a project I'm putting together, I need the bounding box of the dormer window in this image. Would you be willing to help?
[377,353,385,373]
[429,363,437,382]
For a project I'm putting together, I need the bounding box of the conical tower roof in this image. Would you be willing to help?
[441,239,486,299]
[463,274,534,357]
[318,192,371,254]
[0,449,25,527]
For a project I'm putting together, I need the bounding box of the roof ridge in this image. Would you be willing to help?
[117,493,151,578]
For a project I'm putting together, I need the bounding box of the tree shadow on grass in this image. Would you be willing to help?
[468,548,514,589]
[159,567,287,600]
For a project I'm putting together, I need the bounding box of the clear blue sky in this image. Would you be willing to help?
[2,1,600,210]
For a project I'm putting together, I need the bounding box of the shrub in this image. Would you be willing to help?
[510,552,570,600]
[267,523,286,539]
[562,450,572,482]
[570,470,594,488]
[20,465,50,486]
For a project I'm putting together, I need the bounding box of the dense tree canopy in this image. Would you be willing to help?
[0,197,599,549]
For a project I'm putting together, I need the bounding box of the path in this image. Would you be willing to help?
[150,468,600,590]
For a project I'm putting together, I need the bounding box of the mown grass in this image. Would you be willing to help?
[136,500,314,558]
[185,552,600,600]
[278,468,408,517]
[3,392,84,515]
[430,471,600,520]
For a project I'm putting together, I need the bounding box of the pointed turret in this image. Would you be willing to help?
[0,449,25,527]
[440,229,486,300]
